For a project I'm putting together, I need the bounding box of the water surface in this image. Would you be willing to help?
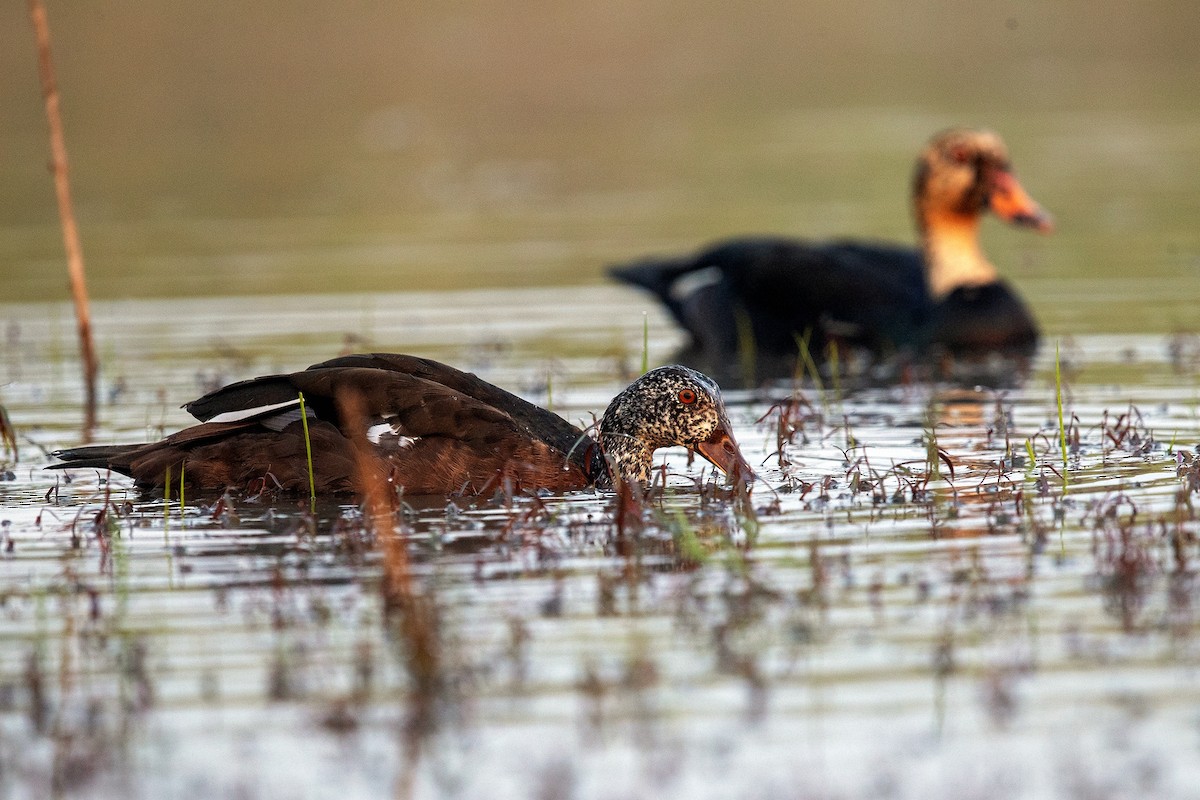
[1,288,1198,799]
[1,3,1198,796]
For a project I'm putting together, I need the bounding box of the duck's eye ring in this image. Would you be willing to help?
[678,388,697,405]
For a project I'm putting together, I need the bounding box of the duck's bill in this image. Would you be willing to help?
[694,426,756,485]
[990,171,1054,233]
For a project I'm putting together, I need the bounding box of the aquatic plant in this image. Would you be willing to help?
[756,394,819,470]
[794,330,825,398]
[1086,494,1157,632]
[1056,341,1069,491]
[297,391,316,513]
[1177,449,1200,495]
[735,306,756,383]
[0,401,16,466]
[27,0,99,431]
[1092,404,1155,462]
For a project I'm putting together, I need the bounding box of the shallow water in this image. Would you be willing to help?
[1,288,1198,799]
[2,2,1200,796]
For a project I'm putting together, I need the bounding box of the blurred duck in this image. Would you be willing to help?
[611,128,1053,384]
[49,353,753,495]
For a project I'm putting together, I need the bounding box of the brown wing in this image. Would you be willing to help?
[185,353,606,483]
[306,354,603,478]
[115,420,361,494]
[77,354,605,494]
[288,367,592,494]
[88,365,591,494]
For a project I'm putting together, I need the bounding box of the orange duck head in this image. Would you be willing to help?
[914,127,1053,233]
[913,128,1053,299]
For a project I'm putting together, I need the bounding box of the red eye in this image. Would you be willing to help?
[949,146,971,165]
[678,389,697,404]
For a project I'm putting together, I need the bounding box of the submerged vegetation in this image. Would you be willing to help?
[4,1,1197,794]
[0,296,1196,797]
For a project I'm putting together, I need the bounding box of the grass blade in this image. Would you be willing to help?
[1055,341,1069,494]
[734,306,756,384]
[298,391,317,513]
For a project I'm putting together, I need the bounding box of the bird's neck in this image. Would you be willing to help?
[919,211,998,300]
[598,428,655,485]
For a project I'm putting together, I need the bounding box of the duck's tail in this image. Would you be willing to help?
[608,255,709,329]
[47,443,145,473]
[609,255,698,296]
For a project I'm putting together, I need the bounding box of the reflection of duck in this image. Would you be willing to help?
[924,387,1023,538]
[50,353,753,494]
[611,129,1052,384]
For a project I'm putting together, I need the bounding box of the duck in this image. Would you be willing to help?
[610,128,1053,385]
[48,353,754,495]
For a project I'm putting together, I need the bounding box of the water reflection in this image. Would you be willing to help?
[0,289,1198,798]
[608,128,1051,389]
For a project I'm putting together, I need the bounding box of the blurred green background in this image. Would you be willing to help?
[2,1,1197,328]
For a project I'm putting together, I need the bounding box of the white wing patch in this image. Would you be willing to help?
[260,408,311,432]
[670,265,723,301]
[366,420,418,449]
[207,398,301,424]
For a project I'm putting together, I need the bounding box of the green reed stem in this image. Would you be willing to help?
[671,509,707,565]
[827,340,848,443]
[1055,341,1069,494]
[734,306,756,384]
[298,392,316,513]
[924,401,941,482]
[828,341,842,404]
[795,331,825,396]
[179,459,186,514]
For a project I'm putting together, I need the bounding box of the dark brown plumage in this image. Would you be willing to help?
[49,354,754,496]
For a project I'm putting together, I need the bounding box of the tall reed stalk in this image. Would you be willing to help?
[334,388,410,600]
[334,387,439,782]
[28,0,98,434]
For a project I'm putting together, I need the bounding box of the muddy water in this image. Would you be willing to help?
[0,288,1198,799]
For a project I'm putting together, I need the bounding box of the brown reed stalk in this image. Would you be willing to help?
[333,389,419,618]
[335,387,437,800]
[28,0,99,434]
[0,402,16,463]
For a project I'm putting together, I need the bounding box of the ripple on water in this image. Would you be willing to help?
[0,288,1198,799]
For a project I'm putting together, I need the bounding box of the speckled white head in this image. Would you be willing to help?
[598,365,753,485]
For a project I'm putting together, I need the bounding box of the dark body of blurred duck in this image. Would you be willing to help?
[611,128,1053,386]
